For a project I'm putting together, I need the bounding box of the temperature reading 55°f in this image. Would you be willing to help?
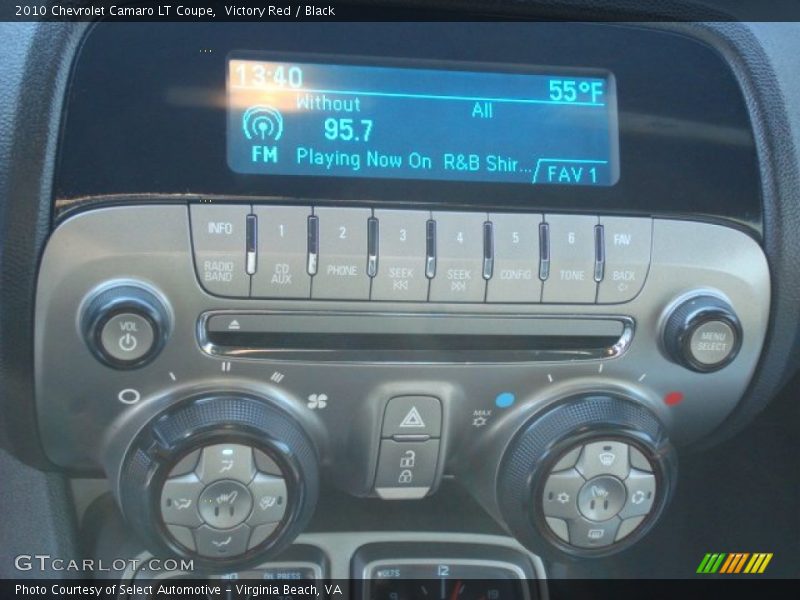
[549,79,605,104]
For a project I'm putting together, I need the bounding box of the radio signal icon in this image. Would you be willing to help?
[242,105,284,142]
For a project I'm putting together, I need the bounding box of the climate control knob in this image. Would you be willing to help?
[496,394,676,558]
[662,294,742,373]
[115,393,319,570]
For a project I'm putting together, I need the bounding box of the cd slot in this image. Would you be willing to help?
[200,312,631,363]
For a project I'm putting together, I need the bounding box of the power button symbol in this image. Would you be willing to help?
[99,312,155,365]
[119,332,139,353]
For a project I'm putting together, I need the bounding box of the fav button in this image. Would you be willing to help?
[597,217,652,303]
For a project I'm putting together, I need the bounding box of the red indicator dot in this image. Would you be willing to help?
[664,391,684,406]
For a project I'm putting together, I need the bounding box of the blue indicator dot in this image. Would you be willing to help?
[495,392,516,408]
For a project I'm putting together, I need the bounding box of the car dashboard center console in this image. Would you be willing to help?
[31,20,773,576]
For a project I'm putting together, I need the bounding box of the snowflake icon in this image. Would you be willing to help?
[472,416,488,428]
[557,492,570,504]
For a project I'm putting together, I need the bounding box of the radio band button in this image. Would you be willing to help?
[190,204,251,297]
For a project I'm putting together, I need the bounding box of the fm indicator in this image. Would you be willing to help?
[227,57,619,186]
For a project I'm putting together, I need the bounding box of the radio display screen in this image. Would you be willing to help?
[227,57,619,187]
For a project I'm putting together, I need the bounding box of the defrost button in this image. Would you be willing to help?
[196,444,255,485]
[576,441,629,480]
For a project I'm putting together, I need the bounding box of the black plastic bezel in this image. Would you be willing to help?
[54,22,762,236]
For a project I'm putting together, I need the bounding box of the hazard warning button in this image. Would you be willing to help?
[381,395,442,439]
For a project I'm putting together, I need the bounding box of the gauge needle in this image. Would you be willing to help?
[449,581,463,600]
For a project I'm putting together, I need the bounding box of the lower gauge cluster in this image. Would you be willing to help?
[119,538,542,600]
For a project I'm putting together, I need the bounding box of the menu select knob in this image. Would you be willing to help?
[82,283,170,369]
[663,295,742,373]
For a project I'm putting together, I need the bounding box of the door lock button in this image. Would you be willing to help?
[374,439,440,500]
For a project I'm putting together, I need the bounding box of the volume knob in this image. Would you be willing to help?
[663,295,742,373]
[82,283,170,369]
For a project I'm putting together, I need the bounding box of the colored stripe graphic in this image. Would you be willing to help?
[697,553,727,573]
[698,552,773,574]
[720,553,750,573]
[718,553,735,573]
[743,553,773,574]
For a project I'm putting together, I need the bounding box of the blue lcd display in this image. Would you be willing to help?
[227,57,619,186]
